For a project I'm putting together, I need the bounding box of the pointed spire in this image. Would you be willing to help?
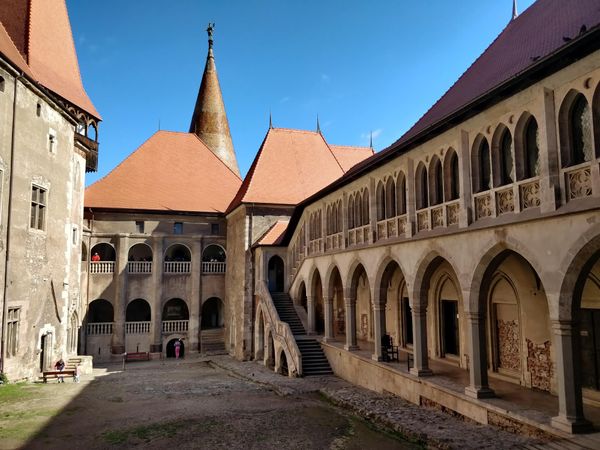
[316,114,321,134]
[512,0,518,20]
[269,110,273,129]
[189,23,241,177]
[369,131,373,149]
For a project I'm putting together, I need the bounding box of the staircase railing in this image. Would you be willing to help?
[256,280,302,376]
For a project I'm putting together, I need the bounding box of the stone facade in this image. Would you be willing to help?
[0,61,96,381]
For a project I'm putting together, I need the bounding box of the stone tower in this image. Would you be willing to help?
[189,23,240,177]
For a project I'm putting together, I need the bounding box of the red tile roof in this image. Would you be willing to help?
[0,22,32,77]
[257,220,289,246]
[85,131,242,213]
[0,0,100,119]
[227,128,372,213]
[329,145,374,172]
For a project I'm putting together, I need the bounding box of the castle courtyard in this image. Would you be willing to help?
[0,355,570,450]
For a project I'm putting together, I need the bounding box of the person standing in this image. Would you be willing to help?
[174,339,182,359]
[91,252,100,262]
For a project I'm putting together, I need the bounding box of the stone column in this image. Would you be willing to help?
[188,239,202,353]
[539,88,560,213]
[150,238,163,353]
[372,301,385,361]
[112,234,128,355]
[458,129,472,227]
[464,312,495,398]
[323,295,334,342]
[550,320,592,433]
[410,304,432,376]
[307,295,315,335]
[344,296,358,350]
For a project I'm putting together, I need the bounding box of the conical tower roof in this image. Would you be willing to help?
[189,23,240,177]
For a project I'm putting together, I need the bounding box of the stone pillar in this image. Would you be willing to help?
[344,296,358,350]
[405,158,416,238]
[458,129,472,227]
[323,295,334,342]
[539,88,560,213]
[307,295,315,335]
[150,238,163,353]
[188,239,202,353]
[372,302,385,361]
[112,235,128,355]
[464,312,495,398]
[410,304,432,376]
[550,320,592,433]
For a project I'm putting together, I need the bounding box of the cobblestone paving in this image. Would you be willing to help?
[210,356,553,449]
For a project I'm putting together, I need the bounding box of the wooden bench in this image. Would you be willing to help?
[125,352,150,362]
[43,370,75,383]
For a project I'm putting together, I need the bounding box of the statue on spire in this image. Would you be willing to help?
[207,23,215,50]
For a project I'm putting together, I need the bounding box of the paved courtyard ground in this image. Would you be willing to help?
[0,355,564,449]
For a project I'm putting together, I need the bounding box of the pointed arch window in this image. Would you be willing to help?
[361,190,370,225]
[570,94,593,166]
[430,159,443,205]
[523,117,540,179]
[446,151,460,201]
[396,174,407,215]
[385,177,396,218]
[376,181,385,221]
[478,139,491,192]
[348,195,355,229]
[498,130,514,186]
[416,165,428,210]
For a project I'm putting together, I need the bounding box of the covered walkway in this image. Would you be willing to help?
[321,337,600,448]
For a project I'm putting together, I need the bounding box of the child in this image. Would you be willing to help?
[73,364,80,383]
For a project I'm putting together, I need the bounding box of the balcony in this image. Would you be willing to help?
[164,261,191,274]
[325,232,344,251]
[308,238,323,255]
[348,224,371,247]
[416,200,460,232]
[564,163,592,201]
[125,321,151,334]
[202,261,226,274]
[376,215,408,240]
[162,320,189,333]
[474,177,541,220]
[90,261,115,274]
[86,322,113,335]
[74,133,99,173]
[128,261,152,274]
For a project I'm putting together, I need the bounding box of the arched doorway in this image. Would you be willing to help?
[164,244,191,262]
[128,243,153,262]
[166,338,185,358]
[482,251,551,390]
[267,332,275,369]
[329,267,345,338]
[311,270,325,334]
[378,260,406,351]
[579,256,600,393]
[268,255,284,292]
[201,297,224,329]
[279,350,288,376]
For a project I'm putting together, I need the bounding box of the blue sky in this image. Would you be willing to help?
[67,0,536,185]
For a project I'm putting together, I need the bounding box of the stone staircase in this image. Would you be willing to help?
[66,357,82,371]
[201,328,226,354]
[270,292,333,376]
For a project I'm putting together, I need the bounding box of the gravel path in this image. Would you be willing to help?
[211,356,552,449]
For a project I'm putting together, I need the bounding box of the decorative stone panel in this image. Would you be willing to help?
[497,319,520,372]
[526,339,552,392]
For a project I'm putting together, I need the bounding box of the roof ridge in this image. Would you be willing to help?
[331,144,372,150]
[225,127,271,213]
[271,127,320,135]
[319,131,346,174]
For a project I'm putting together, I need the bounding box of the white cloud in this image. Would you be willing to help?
[280,96,290,103]
[360,128,383,141]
